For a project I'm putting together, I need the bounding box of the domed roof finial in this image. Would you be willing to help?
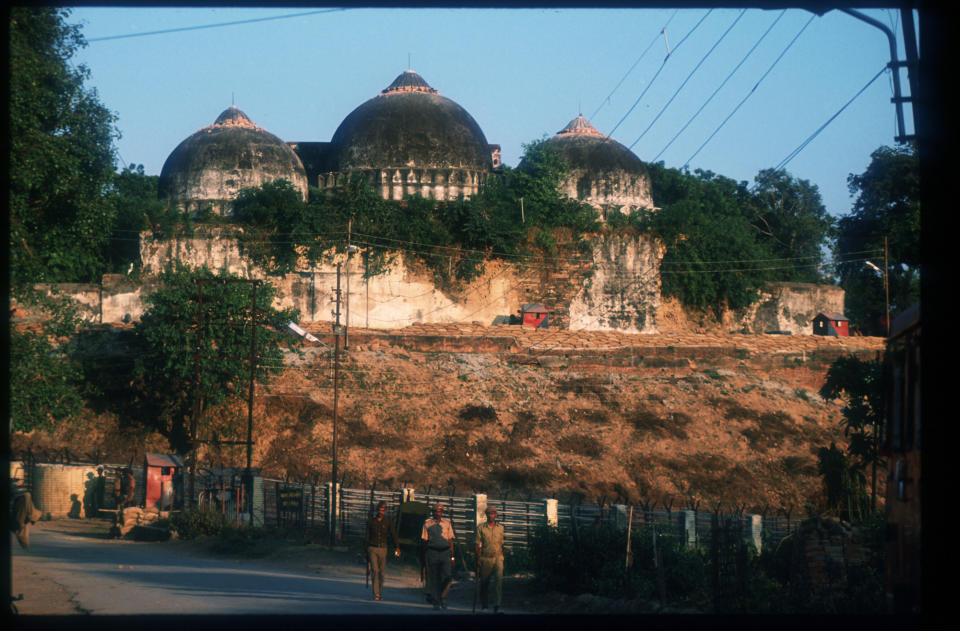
[381,69,438,95]
[557,114,605,138]
[205,105,260,131]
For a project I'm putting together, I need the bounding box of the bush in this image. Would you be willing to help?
[170,507,226,540]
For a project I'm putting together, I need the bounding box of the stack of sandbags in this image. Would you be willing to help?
[119,507,142,537]
[119,506,167,540]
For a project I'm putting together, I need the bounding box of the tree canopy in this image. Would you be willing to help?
[630,163,833,316]
[835,144,920,334]
[9,7,118,287]
[130,266,297,453]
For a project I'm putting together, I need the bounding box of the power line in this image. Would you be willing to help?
[628,9,746,152]
[590,9,680,121]
[682,12,817,170]
[604,9,714,142]
[653,10,786,163]
[773,65,887,172]
[86,9,347,43]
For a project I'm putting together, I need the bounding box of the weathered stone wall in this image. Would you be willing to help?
[137,230,665,331]
[734,282,846,335]
[568,232,665,333]
[34,230,842,336]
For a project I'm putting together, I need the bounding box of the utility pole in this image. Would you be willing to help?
[884,236,891,337]
[330,263,343,545]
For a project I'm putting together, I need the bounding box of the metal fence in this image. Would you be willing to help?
[8,458,803,550]
[258,482,803,552]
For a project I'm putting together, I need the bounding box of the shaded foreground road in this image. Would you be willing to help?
[10,519,496,616]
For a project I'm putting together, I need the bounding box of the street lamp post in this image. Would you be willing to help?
[865,237,890,336]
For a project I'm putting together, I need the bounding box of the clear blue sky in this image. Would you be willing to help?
[68,6,916,219]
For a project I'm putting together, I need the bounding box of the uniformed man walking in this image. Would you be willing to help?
[475,506,506,613]
[421,504,456,610]
[364,501,400,601]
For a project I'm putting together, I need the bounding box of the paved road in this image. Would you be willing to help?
[11,522,472,615]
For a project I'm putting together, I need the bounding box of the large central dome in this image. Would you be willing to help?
[331,70,493,173]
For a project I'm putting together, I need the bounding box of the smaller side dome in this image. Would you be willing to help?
[160,106,309,215]
[545,115,655,219]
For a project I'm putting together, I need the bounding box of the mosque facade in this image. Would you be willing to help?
[158,70,655,216]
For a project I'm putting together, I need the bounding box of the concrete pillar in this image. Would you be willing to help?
[678,510,697,548]
[614,504,630,530]
[327,482,340,541]
[474,493,488,532]
[251,476,264,528]
[544,498,558,528]
[746,514,763,553]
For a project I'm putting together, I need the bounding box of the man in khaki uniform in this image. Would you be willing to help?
[475,506,506,613]
[364,501,400,601]
[421,504,456,610]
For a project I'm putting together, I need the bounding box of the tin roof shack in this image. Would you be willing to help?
[144,453,184,511]
[520,304,550,329]
[813,312,850,337]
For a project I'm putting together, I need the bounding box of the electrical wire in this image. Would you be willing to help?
[604,9,714,142]
[653,10,786,163]
[590,9,680,121]
[772,65,888,172]
[86,8,347,43]
[682,12,817,169]
[628,9,746,152]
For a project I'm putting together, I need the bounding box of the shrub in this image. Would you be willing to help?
[170,507,226,540]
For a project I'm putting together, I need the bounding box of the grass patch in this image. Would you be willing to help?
[457,403,498,429]
[556,434,604,458]
[627,406,691,439]
[567,407,611,424]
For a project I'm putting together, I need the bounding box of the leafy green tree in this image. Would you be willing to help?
[750,169,834,283]
[9,7,118,286]
[835,144,920,334]
[514,138,601,234]
[9,319,87,434]
[130,265,297,453]
[643,164,778,315]
[232,179,312,274]
[105,164,166,273]
[818,355,884,520]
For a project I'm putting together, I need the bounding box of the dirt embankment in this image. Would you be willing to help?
[12,323,885,512]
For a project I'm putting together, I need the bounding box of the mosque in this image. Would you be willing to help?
[159,69,656,219]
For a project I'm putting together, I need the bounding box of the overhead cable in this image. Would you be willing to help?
[86,8,346,42]
[773,65,887,172]
[653,10,786,162]
[628,9,746,151]
[590,9,679,121]
[682,12,817,169]
[604,9,713,141]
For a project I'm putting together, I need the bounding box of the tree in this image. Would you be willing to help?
[130,265,297,453]
[835,144,920,334]
[750,169,834,283]
[9,7,118,287]
[9,299,87,433]
[232,179,312,274]
[643,164,778,316]
[105,164,167,273]
[818,355,884,520]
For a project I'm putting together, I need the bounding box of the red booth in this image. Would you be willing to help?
[812,312,850,337]
[519,304,550,329]
[144,453,184,510]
